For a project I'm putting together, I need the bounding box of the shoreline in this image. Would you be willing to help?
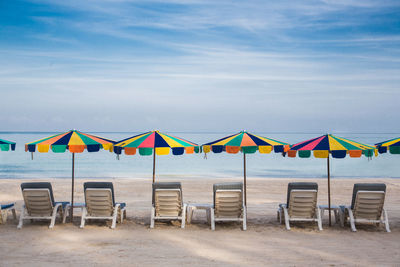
[1,175,400,180]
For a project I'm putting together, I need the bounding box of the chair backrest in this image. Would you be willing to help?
[287,189,318,218]
[21,182,55,216]
[85,188,114,217]
[353,191,386,220]
[213,182,243,218]
[22,189,54,216]
[21,182,55,205]
[153,182,182,217]
[286,182,318,208]
[351,183,386,220]
[84,182,115,206]
[84,182,116,217]
[351,183,386,209]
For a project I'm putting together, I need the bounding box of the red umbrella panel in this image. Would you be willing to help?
[26,130,115,221]
[288,134,377,226]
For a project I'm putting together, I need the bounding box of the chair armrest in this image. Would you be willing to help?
[54,202,63,210]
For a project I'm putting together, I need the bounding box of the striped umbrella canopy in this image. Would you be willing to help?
[289,134,376,158]
[288,134,377,226]
[0,138,16,151]
[25,130,114,153]
[114,131,200,183]
[26,130,116,221]
[375,137,400,154]
[202,131,290,205]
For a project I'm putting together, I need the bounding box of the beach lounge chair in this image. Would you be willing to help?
[18,182,69,229]
[210,182,247,231]
[150,182,186,229]
[80,182,126,229]
[0,202,16,224]
[340,183,390,232]
[277,182,322,231]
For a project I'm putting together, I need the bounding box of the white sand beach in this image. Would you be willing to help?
[1,177,399,266]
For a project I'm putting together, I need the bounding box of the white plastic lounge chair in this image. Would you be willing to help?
[277,182,322,231]
[340,183,390,232]
[18,182,69,229]
[150,182,186,229]
[80,182,126,229]
[210,182,247,231]
[0,202,17,224]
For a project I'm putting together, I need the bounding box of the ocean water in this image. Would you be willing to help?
[0,132,398,179]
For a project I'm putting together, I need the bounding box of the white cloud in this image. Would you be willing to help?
[1,0,399,132]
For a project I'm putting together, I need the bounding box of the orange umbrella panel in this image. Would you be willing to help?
[25,130,115,153]
[202,131,289,154]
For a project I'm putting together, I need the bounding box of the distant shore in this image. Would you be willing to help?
[1,175,400,179]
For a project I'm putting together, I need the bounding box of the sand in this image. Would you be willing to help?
[1,177,399,266]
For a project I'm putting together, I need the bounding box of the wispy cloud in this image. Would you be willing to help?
[1,0,400,132]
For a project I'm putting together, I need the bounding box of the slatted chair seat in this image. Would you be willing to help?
[18,182,69,229]
[150,182,186,228]
[340,183,390,232]
[80,182,126,229]
[277,182,322,231]
[211,182,246,230]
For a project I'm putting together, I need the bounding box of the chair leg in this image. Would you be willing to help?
[119,208,124,223]
[181,204,187,229]
[338,208,344,227]
[12,208,17,221]
[17,206,25,229]
[150,207,155,229]
[347,208,357,232]
[187,206,193,224]
[242,206,247,231]
[334,209,340,224]
[111,206,118,229]
[210,208,215,231]
[49,205,61,229]
[283,207,290,230]
[80,208,87,229]
[206,208,211,225]
[62,204,70,224]
[382,208,391,232]
[316,207,323,231]
[277,208,284,224]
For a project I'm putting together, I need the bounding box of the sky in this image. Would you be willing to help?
[1,0,399,133]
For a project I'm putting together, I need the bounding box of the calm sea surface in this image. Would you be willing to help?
[0,132,398,179]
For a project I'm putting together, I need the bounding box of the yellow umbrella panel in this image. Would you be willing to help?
[114,131,200,183]
[202,131,290,205]
[26,130,115,221]
[288,134,377,226]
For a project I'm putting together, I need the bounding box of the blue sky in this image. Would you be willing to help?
[1,0,399,133]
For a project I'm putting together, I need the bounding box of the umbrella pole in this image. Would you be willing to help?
[327,155,331,226]
[70,153,75,223]
[243,152,247,206]
[152,149,156,184]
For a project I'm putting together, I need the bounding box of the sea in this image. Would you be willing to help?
[0,132,398,180]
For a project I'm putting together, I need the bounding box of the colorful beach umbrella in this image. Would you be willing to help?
[0,138,16,151]
[202,131,290,205]
[288,134,377,226]
[113,131,200,183]
[25,130,115,221]
[375,137,400,154]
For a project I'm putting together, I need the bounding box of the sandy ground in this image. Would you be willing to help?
[1,177,399,266]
